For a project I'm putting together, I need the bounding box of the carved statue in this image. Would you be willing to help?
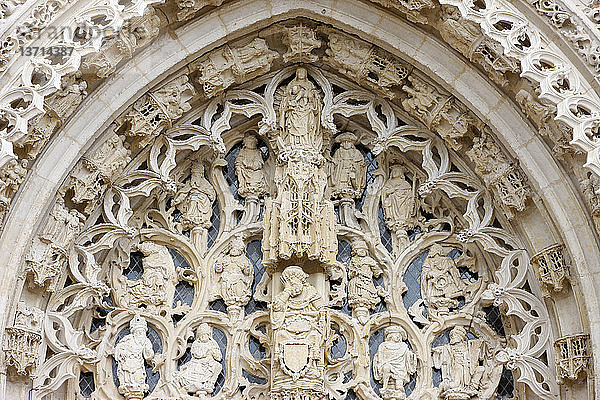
[432,327,491,399]
[3,302,43,376]
[381,164,416,254]
[373,326,417,400]
[279,67,322,152]
[331,132,366,200]
[114,315,155,400]
[271,266,327,395]
[348,239,384,323]
[84,132,131,182]
[214,235,253,317]
[174,161,216,232]
[176,323,223,398]
[421,244,466,319]
[235,134,268,200]
[25,197,84,291]
[116,242,178,311]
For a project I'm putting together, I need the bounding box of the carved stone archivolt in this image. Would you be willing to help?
[7,63,562,400]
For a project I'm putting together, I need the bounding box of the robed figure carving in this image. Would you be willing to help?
[278,67,322,152]
[263,67,337,269]
[373,326,417,400]
[113,315,155,400]
[381,164,416,255]
[270,266,328,398]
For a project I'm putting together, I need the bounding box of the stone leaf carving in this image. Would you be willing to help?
[3,302,43,376]
[281,24,322,63]
[114,315,156,400]
[213,235,253,318]
[113,242,178,311]
[348,239,384,323]
[324,32,409,98]
[373,326,417,400]
[466,133,530,213]
[115,75,195,149]
[25,197,84,292]
[176,323,223,398]
[194,38,279,98]
[271,266,328,398]
[432,326,503,400]
[381,164,417,255]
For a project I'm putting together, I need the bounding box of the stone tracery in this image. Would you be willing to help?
[0,59,566,400]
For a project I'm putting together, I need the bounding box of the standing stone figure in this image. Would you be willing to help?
[347,239,384,323]
[421,244,466,319]
[214,235,253,319]
[381,164,416,255]
[331,132,366,200]
[177,323,223,398]
[432,326,489,399]
[114,315,155,400]
[373,326,417,400]
[174,161,216,251]
[235,134,268,200]
[278,67,322,151]
[331,132,366,227]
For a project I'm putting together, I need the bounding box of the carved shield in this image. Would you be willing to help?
[282,343,309,375]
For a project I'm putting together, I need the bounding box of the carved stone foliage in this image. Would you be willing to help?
[554,334,590,384]
[25,66,559,400]
[3,302,43,377]
[530,244,570,296]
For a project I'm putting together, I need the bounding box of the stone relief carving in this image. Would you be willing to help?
[281,25,322,63]
[530,244,570,296]
[348,239,384,323]
[554,334,590,384]
[433,326,503,400]
[114,315,156,400]
[235,134,269,201]
[115,75,195,149]
[175,323,223,398]
[69,132,131,213]
[466,133,530,214]
[113,242,178,311]
[25,197,84,292]
[20,66,560,400]
[271,266,328,399]
[174,161,216,252]
[373,326,417,400]
[324,32,409,98]
[194,38,278,98]
[381,164,416,255]
[175,0,224,21]
[330,132,366,228]
[212,234,253,319]
[3,302,43,376]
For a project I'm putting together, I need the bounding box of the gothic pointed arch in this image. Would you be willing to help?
[0,1,599,400]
